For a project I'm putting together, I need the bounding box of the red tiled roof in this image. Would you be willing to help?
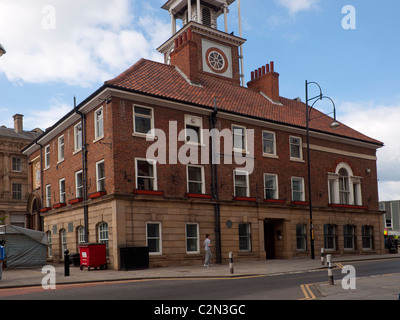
[105,59,383,146]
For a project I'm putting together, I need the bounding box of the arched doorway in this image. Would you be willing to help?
[26,191,42,231]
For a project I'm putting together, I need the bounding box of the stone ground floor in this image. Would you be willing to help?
[39,194,385,270]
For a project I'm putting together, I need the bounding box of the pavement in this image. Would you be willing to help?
[1,253,400,300]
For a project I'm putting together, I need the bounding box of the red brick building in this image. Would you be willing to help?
[23,0,384,270]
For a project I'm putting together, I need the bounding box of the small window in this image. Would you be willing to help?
[136,159,157,191]
[344,225,356,250]
[59,178,66,204]
[47,231,52,258]
[239,223,252,252]
[186,223,199,253]
[264,174,278,200]
[95,107,104,139]
[324,224,336,250]
[96,160,105,192]
[75,170,83,199]
[233,125,246,152]
[45,145,50,169]
[234,170,249,197]
[45,184,51,208]
[296,224,307,250]
[58,135,65,162]
[134,106,153,135]
[290,136,302,160]
[12,183,22,200]
[74,122,82,152]
[291,177,305,202]
[147,222,162,254]
[60,229,67,258]
[362,226,373,250]
[185,115,203,145]
[12,157,22,172]
[99,222,109,256]
[78,226,86,245]
[262,131,276,156]
[187,165,205,194]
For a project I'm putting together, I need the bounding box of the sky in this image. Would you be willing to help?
[0,0,399,201]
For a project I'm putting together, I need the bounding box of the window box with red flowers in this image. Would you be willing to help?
[233,196,257,202]
[40,207,52,213]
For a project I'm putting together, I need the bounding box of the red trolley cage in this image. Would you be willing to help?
[79,243,107,271]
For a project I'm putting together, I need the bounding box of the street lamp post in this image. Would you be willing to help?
[305,80,339,260]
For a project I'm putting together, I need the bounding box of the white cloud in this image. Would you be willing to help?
[0,0,168,87]
[275,0,320,14]
[24,103,72,131]
[338,100,400,201]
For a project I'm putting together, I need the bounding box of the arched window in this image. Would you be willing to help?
[338,168,350,204]
[98,222,109,256]
[328,163,362,206]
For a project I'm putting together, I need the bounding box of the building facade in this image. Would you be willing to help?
[0,114,42,227]
[23,0,385,270]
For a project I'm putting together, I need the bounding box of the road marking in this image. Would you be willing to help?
[335,262,345,269]
[300,284,316,300]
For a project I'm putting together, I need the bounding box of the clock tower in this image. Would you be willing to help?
[157,0,246,86]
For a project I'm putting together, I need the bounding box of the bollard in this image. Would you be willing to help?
[229,252,234,275]
[321,248,325,266]
[327,254,334,285]
[64,249,70,277]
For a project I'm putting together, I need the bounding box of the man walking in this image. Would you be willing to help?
[0,240,5,280]
[203,234,212,267]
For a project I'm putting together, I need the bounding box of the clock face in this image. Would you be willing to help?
[205,47,228,74]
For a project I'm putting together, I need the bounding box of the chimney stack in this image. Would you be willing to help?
[170,28,199,84]
[247,61,280,102]
[13,114,24,134]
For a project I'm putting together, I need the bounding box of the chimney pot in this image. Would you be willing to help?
[270,61,274,73]
[266,64,270,73]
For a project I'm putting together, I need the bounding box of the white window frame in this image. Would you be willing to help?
[296,224,307,251]
[61,229,67,258]
[234,170,250,197]
[74,122,83,152]
[59,178,66,204]
[78,226,86,245]
[12,157,22,172]
[75,170,83,199]
[146,222,162,255]
[135,158,158,191]
[328,163,363,206]
[291,177,305,202]
[185,223,200,254]
[45,145,50,169]
[96,160,105,192]
[133,105,154,137]
[47,231,52,258]
[94,106,104,141]
[98,222,109,256]
[289,136,303,161]
[45,184,51,208]
[232,124,247,153]
[58,135,65,163]
[262,130,277,158]
[264,173,278,200]
[185,114,203,145]
[187,165,205,194]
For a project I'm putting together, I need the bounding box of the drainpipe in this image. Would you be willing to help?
[74,97,89,243]
[35,141,44,231]
[210,97,222,264]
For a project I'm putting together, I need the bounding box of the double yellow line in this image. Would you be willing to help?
[300,284,316,300]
